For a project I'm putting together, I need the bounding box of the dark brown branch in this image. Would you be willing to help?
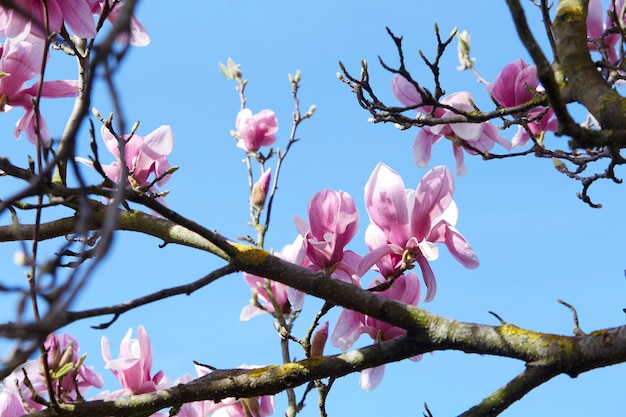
[63,263,239,329]
[460,365,560,417]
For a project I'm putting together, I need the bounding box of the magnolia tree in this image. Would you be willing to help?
[0,0,625,416]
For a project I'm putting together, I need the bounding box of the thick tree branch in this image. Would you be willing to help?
[553,0,626,131]
[22,312,626,417]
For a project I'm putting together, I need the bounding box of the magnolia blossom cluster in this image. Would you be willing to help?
[0,327,274,417]
[391,58,567,173]
[0,1,149,146]
[241,162,478,390]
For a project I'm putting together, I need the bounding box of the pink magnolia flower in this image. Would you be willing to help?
[1,0,96,40]
[487,59,539,108]
[331,273,423,391]
[487,59,557,148]
[1,333,103,411]
[77,125,175,195]
[101,326,171,396]
[88,0,150,46]
[360,163,478,302]
[235,108,278,152]
[241,235,308,320]
[0,34,78,146]
[392,75,511,175]
[294,189,359,271]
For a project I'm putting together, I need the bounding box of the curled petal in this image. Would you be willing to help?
[14,108,50,146]
[453,143,467,177]
[444,226,480,269]
[416,255,437,303]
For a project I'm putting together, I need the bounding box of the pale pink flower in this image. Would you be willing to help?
[235,108,278,152]
[392,75,511,175]
[331,273,423,391]
[294,189,359,271]
[101,326,171,396]
[0,34,78,146]
[360,163,478,302]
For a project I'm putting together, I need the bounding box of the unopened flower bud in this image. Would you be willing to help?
[310,321,329,357]
[251,169,271,208]
[456,30,474,71]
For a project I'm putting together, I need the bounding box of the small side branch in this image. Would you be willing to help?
[459,365,559,417]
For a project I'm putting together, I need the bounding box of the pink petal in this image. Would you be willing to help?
[58,0,97,38]
[36,80,79,98]
[411,165,454,240]
[411,128,437,168]
[359,365,385,391]
[330,309,365,351]
[453,142,467,176]
[416,255,437,302]
[287,287,305,311]
[137,326,153,377]
[445,226,480,269]
[239,305,267,321]
[391,74,422,107]
[142,125,175,159]
[364,163,410,244]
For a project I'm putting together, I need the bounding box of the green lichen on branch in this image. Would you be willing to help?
[232,243,270,265]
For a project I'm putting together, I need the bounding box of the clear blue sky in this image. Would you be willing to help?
[1,1,625,416]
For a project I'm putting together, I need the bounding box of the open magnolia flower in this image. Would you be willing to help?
[359,162,478,302]
[235,108,278,152]
[101,326,170,397]
[392,75,511,175]
[77,124,175,203]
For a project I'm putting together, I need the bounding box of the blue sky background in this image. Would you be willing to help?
[1,1,626,416]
